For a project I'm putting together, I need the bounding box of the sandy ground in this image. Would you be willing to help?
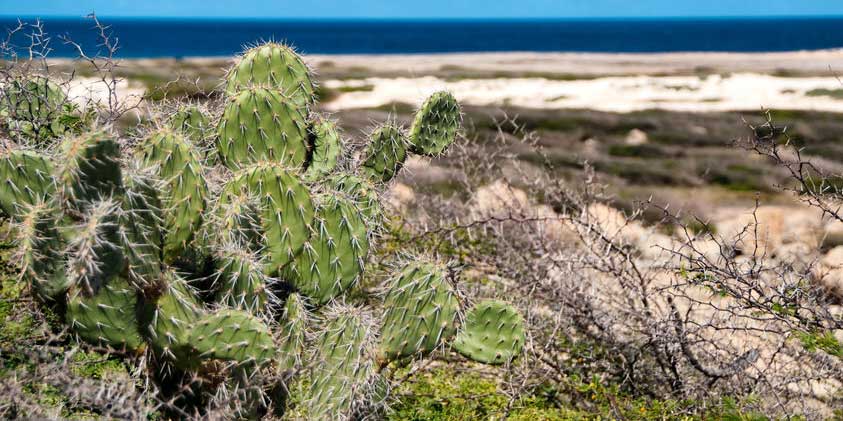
[305,50,843,77]
[322,73,843,112]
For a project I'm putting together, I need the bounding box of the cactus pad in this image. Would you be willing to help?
[453,300,526,365]
[285,194,369,305]
[57,131,123,208]
[304,115,342,181]
[0,149,55,218]
[15,202,68,300]
[219,164,314,273]
[169,104,211,143]
[66,199,125,296]
[142,271,202,366]
[329,173,381,224]
[306,307,374,420]
[67,277,144,351]
[360,124,408,183]
[213,245,269,314]
[379,262,459,362]
[189,309,276,365]
[138,129,207,261]
[217,87,309,170]
[119,172,164,289]
[278,293,308,371]
[408,91,461,156]
[225,42,315,109]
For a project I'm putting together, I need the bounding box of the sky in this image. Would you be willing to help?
[2,0,843,19]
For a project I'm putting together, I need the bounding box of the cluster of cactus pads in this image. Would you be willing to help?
[0,42,525,418]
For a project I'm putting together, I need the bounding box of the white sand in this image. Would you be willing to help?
[322,73,843,113]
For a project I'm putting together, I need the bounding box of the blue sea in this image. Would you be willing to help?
[2,16,843,58]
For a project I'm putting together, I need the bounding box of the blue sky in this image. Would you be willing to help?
[3,0,843,19]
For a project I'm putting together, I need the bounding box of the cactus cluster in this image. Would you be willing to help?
[1,41,525,419]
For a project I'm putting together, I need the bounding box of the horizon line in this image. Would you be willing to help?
[3,14,843,21]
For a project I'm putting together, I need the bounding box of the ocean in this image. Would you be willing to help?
[2,16,843,58]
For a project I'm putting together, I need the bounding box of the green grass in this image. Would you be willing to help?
[390,367,773,421]
[806,88,843,99]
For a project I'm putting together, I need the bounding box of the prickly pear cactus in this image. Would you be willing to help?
[14,201,68,300]
[138,129,207,261]
[225,42,315,109]
[0,149,55,217]
[284,194,369,305]
[360,124,408,183]
[217,87,309,170]
[65,199,125,295]
[305,307,374,420]
[213,245,269,314]
[67,277,144,351]
[217,163,314,273]
[141,271,202,366]
[329,173,381,224]
[278,293,308,371]
[2,39,528,420]
[305,115,342,181]
[409,91,461,156]
[189,309,276,365]
[378,262,460,362]
[119,171,164,288]
[170,104,211,143]
[56,131,123,209]
[453,300,526,365]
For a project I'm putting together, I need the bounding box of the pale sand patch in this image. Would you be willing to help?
[64,77,147,109]
[307,50,843,77]
[322,73,843,113]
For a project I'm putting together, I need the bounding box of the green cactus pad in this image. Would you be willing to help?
[189,309,276,365]
[225,42,315,109]
[328,173,381,224]
[378,262,459,362]
[142,271,202,366]
[66,199,125,296]
[278,293,308,371]
[306,308,373,420]
[67,277,144,351]
[2,76,70,143]
[304,115,342,181]
[0,149,55,218]
[169,104,211,143]
[285,194,369,305]
[217,87,309,170]
[209,188,264,251]
[452,300,526,365]
[213,246,269,314]
[218,163,314,274]
[57,131,123,209]
[119,172,164,288]
[138,129,208,261]
[360,123,408,183]
[408,91,461,156]
[15,202,68,300]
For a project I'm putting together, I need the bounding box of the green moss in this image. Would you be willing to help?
[70,351,130,380]
[390,367,771,421]
[389,368,574,420]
